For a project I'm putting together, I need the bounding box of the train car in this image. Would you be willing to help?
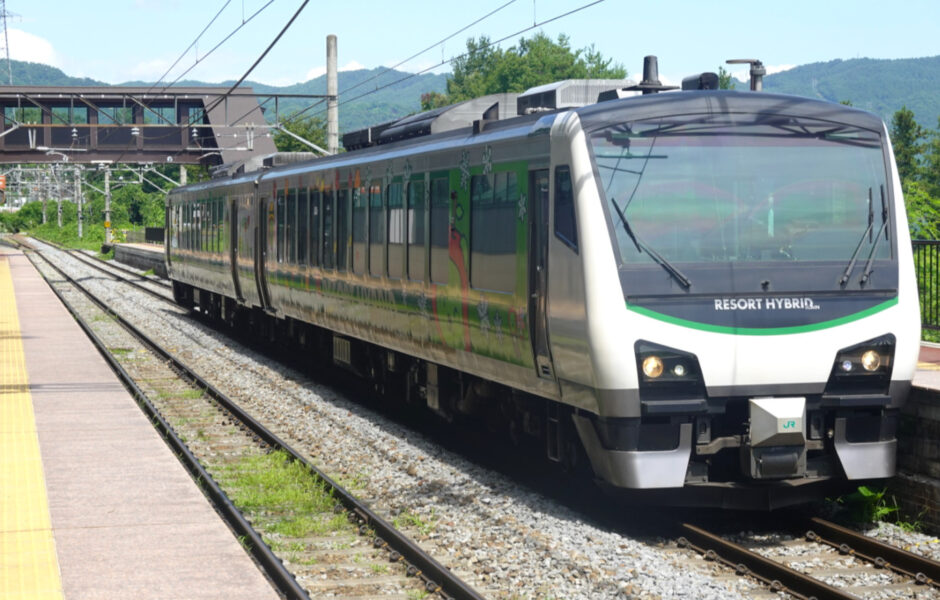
[166,69,919,509]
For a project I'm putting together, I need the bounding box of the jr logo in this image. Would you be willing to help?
[782,420,797,429]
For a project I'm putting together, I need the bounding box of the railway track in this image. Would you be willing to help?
[40,239,174,301]
[21,237,485,600]
[675,518,940,599]
[21,235,940,600]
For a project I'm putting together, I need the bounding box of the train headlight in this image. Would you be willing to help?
[642,356,664,378]
[860,350,881,372]
[635,341,705,400]
[826,334,895,396]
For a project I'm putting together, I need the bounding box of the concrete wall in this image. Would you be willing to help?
[891,385,940,532]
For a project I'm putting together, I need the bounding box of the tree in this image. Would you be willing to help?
[273,115,328,153]
[923,116,940,197]
[438,33,627,105]
[420,91,449,112]
[890,106,925,183]
[718,66,735,90]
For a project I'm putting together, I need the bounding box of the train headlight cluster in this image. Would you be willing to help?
[826,334,895,395]
[635,341,704,400]
[642,356,664,378]
[860,350,882,372]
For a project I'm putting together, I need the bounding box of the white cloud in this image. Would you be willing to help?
[340,60,364,72]
[729,63,796,82]
[305,66,326,80]
[6,29,61,67]
[766,63,796,75]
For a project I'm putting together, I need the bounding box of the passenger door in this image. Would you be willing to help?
[255,194,273,310]
[528,169,554,379]
[230,197,243,302]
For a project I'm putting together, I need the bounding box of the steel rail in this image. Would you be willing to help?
[44,238,171,288]
[679,523,859,600]
[34,238,173,301]
[807,517,940,587]
[65,248,173,297]
[29,243,485,600]
[23,247,311,600]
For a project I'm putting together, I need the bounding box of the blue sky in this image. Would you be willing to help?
[8,0,940,89]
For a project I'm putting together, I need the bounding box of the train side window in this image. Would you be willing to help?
[336,187,349,272]
[287,188,297,264]
[387,181,404,279]
[185,204,191,250]
[199,200,206,252]
[470,172,516,293]
[215,198,222,253]
[310,189,321,266]
[429,177,449,284]
[554,165,578,252]
[322,190,334,269]
[276,187,286,263]
[212,198,222,252]
[352,183,367,274]
[369,180,384,277]
[407,176,426,282]
[297,189,308,266]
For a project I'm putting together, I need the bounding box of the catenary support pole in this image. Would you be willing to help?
[104,166,112,245]
[327,34,338,154]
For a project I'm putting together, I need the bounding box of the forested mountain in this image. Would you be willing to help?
[4,55,939,132]
[760,56,940,127]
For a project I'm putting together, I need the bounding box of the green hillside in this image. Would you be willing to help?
[5,55,940,134]
[117,68,447,133]
[761,55,940,127]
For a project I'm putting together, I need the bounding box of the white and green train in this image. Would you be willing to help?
[166,73,919,509]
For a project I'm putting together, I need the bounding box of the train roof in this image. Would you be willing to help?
[576,90,887,133]
[173,83,890,196]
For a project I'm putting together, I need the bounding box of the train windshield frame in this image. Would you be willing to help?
[586,112,897,294]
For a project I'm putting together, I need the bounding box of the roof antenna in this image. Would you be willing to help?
[626,56,678,95]
[726,59,766,91]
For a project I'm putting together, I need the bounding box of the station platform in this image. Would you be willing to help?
[0,243,277,599]
[112,242,166,278]
[915,342,940,390]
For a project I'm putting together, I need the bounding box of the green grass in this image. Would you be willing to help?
[226,451,334,513]
[109,347,133,356]
[393,510,437,536]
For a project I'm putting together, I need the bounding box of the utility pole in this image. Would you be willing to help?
[104,166,112,245]
[75,168,82,238]
[326,34,338,154]
[41,173,47,224]
[55,167,62,228]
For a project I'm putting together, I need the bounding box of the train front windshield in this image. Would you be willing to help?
[589,114,893,293]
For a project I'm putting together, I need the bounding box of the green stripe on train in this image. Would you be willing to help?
[625,297,898,335]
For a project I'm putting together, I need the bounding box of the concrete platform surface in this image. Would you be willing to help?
[915,342,940,391]
[0,243,277,599]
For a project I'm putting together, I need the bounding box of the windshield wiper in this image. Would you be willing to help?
[610,198,692,288]
[839,187,874,286]
[860,185,890,285]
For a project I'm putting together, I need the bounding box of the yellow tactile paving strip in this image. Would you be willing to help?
[0,255,63,599]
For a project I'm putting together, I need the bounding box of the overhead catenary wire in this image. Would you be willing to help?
[112,1,304,169]
[146,0,232,96]
[336,0,521,100]
[161,0,275,91]
[284,0,609,128]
